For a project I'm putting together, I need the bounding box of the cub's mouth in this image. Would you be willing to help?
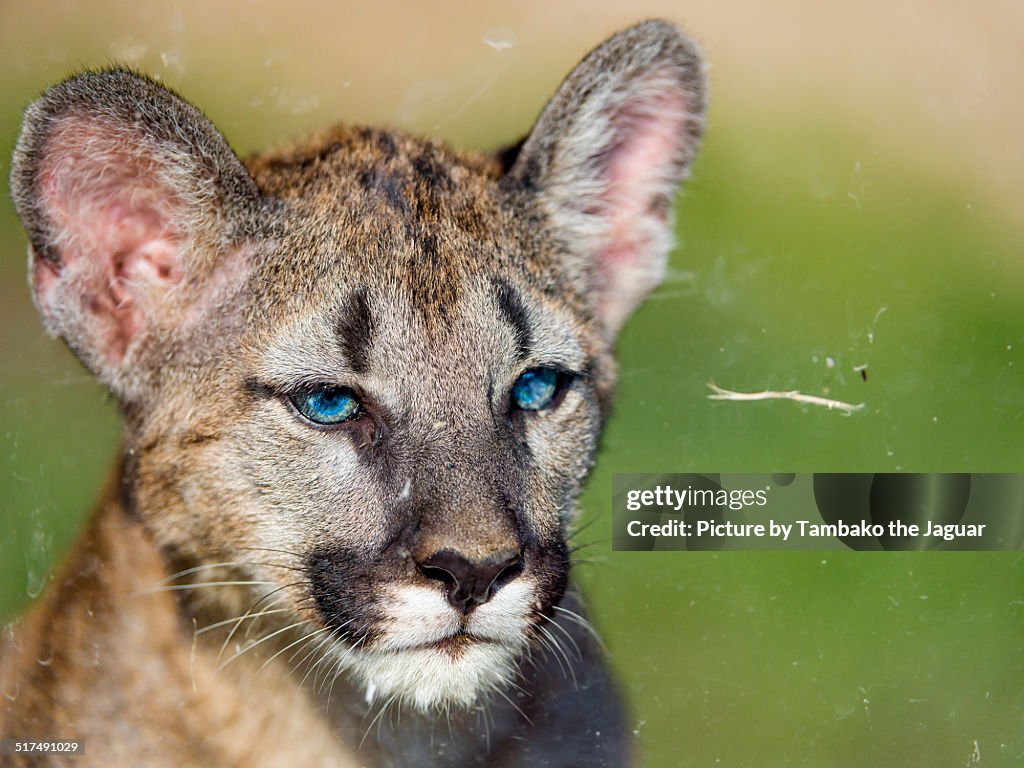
[399,631,499,654]
[306,545,569,711]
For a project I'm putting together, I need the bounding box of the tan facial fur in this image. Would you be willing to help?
[2,19,705,767]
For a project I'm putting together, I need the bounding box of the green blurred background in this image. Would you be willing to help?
[1,2,1022,765]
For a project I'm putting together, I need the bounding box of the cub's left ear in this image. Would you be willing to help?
[505,20,707,338]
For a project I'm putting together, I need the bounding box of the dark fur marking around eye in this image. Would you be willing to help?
[336,287,374,374]
[493,279,533,360]
[241,377,276,400]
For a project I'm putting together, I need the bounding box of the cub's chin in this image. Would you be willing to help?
[343,638,524,711]
[315,579,541,711]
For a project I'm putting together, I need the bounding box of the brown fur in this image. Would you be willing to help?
[2,20,706,766]
[2,466,349,766]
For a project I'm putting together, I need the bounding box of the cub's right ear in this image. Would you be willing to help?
[9,69,261,399]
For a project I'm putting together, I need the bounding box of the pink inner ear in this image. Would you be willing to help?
[35,118,185,363]
[601,88,688,260]
[592,86,690,332]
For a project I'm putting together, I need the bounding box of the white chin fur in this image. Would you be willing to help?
[329,579,537,710]
[344,642,520,711]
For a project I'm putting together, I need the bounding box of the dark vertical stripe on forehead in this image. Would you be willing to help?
[336,287,374,374]
[493,279,532,360]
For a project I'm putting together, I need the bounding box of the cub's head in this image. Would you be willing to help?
[10,21,705,710]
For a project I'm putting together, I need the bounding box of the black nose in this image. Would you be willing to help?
[417,549,523,614]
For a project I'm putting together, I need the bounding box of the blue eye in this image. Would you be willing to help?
[290,385,360,425]
[511,368,562,411]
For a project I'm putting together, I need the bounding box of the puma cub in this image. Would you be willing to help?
[1,20,705,767]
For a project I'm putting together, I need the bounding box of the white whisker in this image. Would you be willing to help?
[360,691,401,748]
[492,680,532,726]
[217,583,301,664]
[541,613,583,661]
[258,626,333,672]
[552,605,607,651]
[294,634,338,686]
[217,619,310,671]
[159,562,246,583]
[135,580,275,595]
[535,624,577,687]
[194,607,290,636]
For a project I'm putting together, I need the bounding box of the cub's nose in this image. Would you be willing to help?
[417,549,523,614]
